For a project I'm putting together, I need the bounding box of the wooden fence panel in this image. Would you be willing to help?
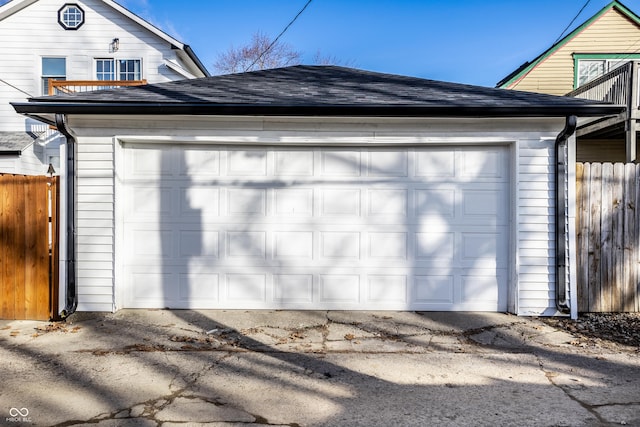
[577,162,639,312]
[0,175,58,320]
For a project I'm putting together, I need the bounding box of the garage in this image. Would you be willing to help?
[122,143,509,311]
[13,65,622,316]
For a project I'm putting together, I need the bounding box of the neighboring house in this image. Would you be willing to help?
[496,0,640,162]
[13,65,622,319]
[0,0,209,175]
[0,131,43,173]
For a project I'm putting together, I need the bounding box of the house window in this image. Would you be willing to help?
[42,57,66,95]
[95,59,142,81]
[58,4,85,30]
[577,58,628,87]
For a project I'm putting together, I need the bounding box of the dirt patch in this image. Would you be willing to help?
[541,313,640,352]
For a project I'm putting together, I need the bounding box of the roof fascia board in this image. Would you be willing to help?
[499,1,637,88]
[0,0,38,21]
[163,59,197,79]
[11,101,625,118]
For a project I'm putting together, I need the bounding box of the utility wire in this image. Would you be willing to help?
[0,77,34,98]
[553,0,592,45]
[511,0,592,89]
[245,0,313,71]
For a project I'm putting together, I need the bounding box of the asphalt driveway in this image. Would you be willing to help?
[0,310,638,426]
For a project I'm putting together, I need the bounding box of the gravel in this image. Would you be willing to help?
[541,313,640,352]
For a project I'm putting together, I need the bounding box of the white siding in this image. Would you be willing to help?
[76,137,115,312]
[517,141,558,315]
[69,117,568,315]
[0,0,200,133]
[0,156,19,173]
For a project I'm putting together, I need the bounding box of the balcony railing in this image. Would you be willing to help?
[48,79,147,95]
[566,61,634,107]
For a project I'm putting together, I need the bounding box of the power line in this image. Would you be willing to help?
[245,0,313,72]
[0,77,34,98]
[553,0,592,45]
[511,0,592,89]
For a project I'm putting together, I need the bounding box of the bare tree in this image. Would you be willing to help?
[312,50,357,68]
[213,31,302,74]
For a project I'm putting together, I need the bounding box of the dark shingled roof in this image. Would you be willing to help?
[0,132,35,154]
[13,65,624,119]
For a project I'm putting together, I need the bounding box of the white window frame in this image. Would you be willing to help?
[95,58,142,81]
[58,4,85,30]
[42,57,66,95]
[577,59,626,87]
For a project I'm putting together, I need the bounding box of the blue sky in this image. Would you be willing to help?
[18,0,640,86]
[117,0,637,86]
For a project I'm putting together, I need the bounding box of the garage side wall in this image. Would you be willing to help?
[75,137,116,311]
[517,139,558,316]
[68,117,566,315]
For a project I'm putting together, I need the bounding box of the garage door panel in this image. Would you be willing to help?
[274,188,314,216]
[226,150,268,176]
[368,189,407,216]
[274,231,313,260]
[459,147,508,180]
[125,145,171,177]
[274,274,314,303]
[368,232,408,260]
[415,232,455,261]
[321,188,361,216]
[415,150,455,177]
[126,186,172,218]
[366,275,408,304]
[227,188,267,215]
[414,275,455,304]
[415,189,455,217]
[461,190,505,218]
[367,150,408,177]
[320,231,361,260]
[275,151,314,176]
[179,272,220,302]
[182,148,221,177]
[226,273,267,302]
[319,274,361,303]
[179,230,219,258]
[122,144,509,310]
[182,186,220,217]
[227,231,267,259]
[321,150,362,176]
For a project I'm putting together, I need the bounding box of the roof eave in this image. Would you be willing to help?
[11,101,625,119]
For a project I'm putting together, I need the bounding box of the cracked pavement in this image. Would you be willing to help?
[0,310,638,426]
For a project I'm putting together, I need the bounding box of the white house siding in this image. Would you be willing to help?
[0,0,198,133]
[0,143,47,175]
[516,141,558,316]
[75,136,115,311]
[68,116,571,315]
[0,156,19,173]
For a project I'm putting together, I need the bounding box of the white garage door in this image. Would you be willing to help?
[121,144,509,311]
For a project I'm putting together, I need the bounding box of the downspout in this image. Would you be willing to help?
[555,115,577,314]
[55,113,78,319]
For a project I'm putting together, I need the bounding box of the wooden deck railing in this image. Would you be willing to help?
[566,61,633,106]
[48,79,147,95]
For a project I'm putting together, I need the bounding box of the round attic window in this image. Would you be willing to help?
[58,4,85,30]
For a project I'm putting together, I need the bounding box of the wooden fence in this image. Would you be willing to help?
[0,174,59,320]
[576,163,639,312]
